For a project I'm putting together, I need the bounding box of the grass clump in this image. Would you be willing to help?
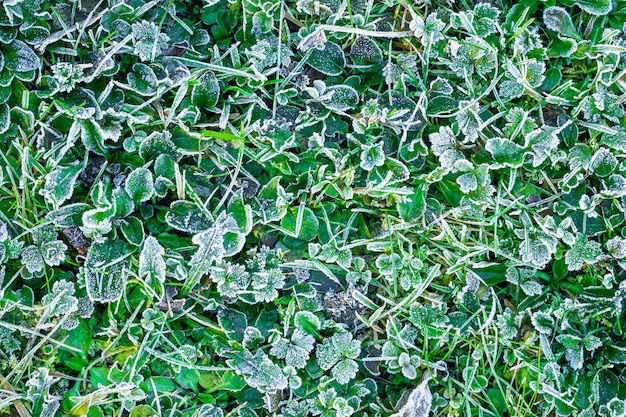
[1,0,626,416]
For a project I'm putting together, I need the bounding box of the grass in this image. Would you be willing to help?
[1,0,626,416]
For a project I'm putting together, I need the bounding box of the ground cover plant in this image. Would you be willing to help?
[1,0,626,415]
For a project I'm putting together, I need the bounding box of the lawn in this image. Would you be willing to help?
[1,0,626,416]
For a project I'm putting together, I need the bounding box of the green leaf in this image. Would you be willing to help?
[574,0,612,15]
[21,245,44,274]
[360,142,386,171]
[320,85,359,112]
[485,138,525,167]
[120,216,145,246]
[280,206,319,241]
[3,40,39,72]
[125,167,154,203]
[543,7,581,39]
[41,161,83,208]
[139,236,166,286]
[0,102,8,134]
[192,70,220,109]
[565,233,602,271]
[308,41,345,76]
[139,131,180,161]
[41,240,67,266]
[81,239,129,303]
[165,200,210,233]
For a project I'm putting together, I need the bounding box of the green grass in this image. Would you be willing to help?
[1,0,626,416]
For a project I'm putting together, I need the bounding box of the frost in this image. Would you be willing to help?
[350,36,382,63]
[320,85,359,112]
[473,3,500,37]
[590,147,617,177]
[165,200,210,233]
[82,239,129,303]
[4,40,40,73]
[41,240,67,266]
[390,378,432,417]
[41,162,83,208]
[131,21,170,62]
[602,128,626,152]
[360,142,386,171]
[270,329,315,369]
[210,262,250,298]
[527,128,559,167]
[429,126,456,157]
[456,172,478,194]
[127,63,158,96]
[190,214,239,277]
[506,267,543,296]
[531,311,555,335]
[191,70,220,109]
[139,236,166,286]
[485,138,525,167]
[607,236,626,259]
[565,234,602,271]
[0,323,20,357]
[519,233,557,269]
[307,41,344,76]
[316,332,361,384]
[51,62,84,93]
[411,12,446,43]
[198,404,225,417]
[251,267,285,302]
[456,101,481,143]
[22,245,45,274]
[125,167,154,203]
[574,0,612,16]
[26,368,61,417]
[227,349,288,392]
[543,7,580,39]
[41,280,78,318]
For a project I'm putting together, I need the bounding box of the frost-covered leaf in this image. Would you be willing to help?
[350,36,382,64]
[543,7,580,39]
[81,239,129,303]
[192,70,220,109]
[360,142,386,171]
[331,358,358,385]
[227,349,288,392]
[22,245,44,274]
[390,378,432,417]
[41,161,83,208]
[316,331,361,376]
[270,329,315,369]
[565,233,602,271]
[294,311,321,334]
[3,40,40,72]
[251,267,285,302]
[531,311,555,335]
[456,172,478,194]
[0,103,9,134]
[607,236,626,259]
[590,147,617,177]
[190,214,239,278]
[602,128,626,152]
[139,131,180,161]
[527,128,559,167]
[132,20,170,62]
[519,234,557,269]
[139,236,166,286]
[210,262,249,298]
[41,240,67,267]
[26,368,60,417]
[125,167,154,203]
[485,138,525,167]
[253,177,293,224]
[165,200,210,233]
[127,63,158,96]
[574,0,612,15]
[307,41,345,76]
[41,280,78,318]
[320,85,359,112]
[473,3,500,37]
[198,404,225,417]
